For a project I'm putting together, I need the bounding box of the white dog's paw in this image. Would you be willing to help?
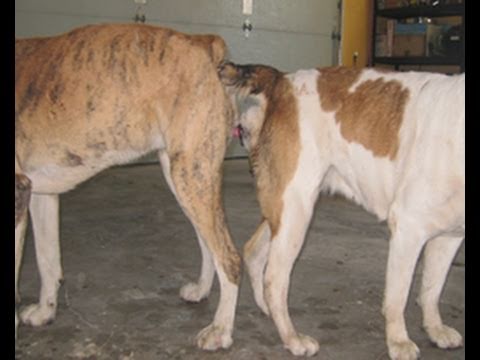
[387,339,420,360]
[196,323,233,351]
[20,303,56,327]
[179,282,210,303]
[284,333,319,357]
[426,325,463,349]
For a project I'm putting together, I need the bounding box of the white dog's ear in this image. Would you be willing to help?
[218,61,242,86]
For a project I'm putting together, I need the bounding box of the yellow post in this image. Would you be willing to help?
[341,0,372,68]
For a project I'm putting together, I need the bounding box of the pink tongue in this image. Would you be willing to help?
[232,126,241,138]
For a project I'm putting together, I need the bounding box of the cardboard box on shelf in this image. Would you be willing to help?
[392,23,446,57]
[393,34,426,56]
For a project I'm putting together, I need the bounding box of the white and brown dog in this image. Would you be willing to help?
[15,23,241,350]
[219,63,464,359]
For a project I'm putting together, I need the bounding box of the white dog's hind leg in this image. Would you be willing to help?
[15,213,28,338]
[159,150,215,302]
[418,235,464,349]
[264,192,319,357]
[243,220,271,316]
[20,194,63,327]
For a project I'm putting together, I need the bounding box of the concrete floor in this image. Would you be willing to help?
[15,159,465,360]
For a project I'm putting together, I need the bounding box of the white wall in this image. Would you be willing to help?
[15,0,339,158]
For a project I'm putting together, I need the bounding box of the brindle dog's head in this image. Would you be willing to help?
[218,62,282,151]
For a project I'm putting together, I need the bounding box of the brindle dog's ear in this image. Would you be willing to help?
[218,61,242,86]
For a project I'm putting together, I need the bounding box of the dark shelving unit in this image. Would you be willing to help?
[377,3,463,19]
[371,2,464,72]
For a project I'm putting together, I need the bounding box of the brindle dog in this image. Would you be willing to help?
[15,23,241,351]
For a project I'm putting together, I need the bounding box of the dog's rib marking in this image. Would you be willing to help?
[64,151,84,167]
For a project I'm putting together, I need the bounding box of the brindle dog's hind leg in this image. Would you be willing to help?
[159,150,215,303]
[160,147,241,350]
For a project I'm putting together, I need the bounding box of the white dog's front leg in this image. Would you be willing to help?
[418,235,464,349]
[383,218,426,360]
[20,193,63,327]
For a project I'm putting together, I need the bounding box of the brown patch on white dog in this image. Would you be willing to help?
[317,66,409,159]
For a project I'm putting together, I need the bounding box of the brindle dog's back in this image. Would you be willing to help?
[15,23,231,193]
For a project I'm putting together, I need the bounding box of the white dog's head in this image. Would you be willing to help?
[218,62,283,152]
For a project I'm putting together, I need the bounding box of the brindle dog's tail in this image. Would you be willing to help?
[209,35,229,65]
